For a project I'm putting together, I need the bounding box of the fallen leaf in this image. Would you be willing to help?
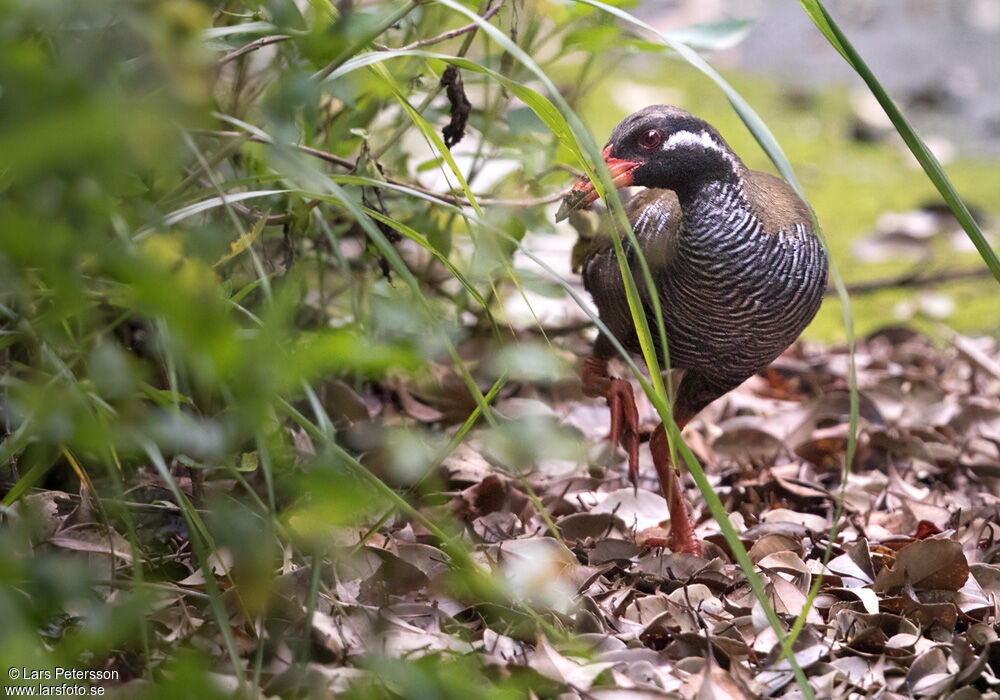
[874,538,970,593]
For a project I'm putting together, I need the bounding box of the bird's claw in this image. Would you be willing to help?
[606,378,640,485]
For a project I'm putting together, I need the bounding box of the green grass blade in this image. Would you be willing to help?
[277,396,564,638]
[359,206,495,320]
[311,1,419,81]
[261,143,510,443]
[793,3,844,60]
[135,189,290,239]
[142,442,248,689]
[797,0,1000,284]
[353,372,508,552]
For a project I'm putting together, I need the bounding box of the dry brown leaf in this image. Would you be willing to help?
[874,538,970,593]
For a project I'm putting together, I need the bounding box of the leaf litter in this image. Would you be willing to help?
[44,326,1000,698]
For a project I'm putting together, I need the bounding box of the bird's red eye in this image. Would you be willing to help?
[638,129,661,150]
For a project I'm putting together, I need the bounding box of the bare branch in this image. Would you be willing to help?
[217,34,292,66]
[373,0,506,51]
[826,266,994,297]
[197,129,566,208]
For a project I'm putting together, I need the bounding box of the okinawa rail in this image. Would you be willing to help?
[556,105,828,555]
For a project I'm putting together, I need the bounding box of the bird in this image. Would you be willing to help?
[556,105,828,556]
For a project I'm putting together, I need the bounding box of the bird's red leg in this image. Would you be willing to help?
[582,355,640,484]
[650,422,702,556]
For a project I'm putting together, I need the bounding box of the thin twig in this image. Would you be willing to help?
[97,579,211,601]
[825,266,994,296]
[196,129,566,208]
[228,199,295,225]
[217,34,292,66]
[373,0,505,51]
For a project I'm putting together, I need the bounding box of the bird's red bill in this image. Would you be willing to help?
[555,146,641,222]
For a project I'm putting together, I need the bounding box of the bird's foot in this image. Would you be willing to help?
[666,488,702,556]
[607,378,640,486]
[638,529,702,556]
[582,356,641,484]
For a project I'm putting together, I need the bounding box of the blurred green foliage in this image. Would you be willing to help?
[0,0,590,694]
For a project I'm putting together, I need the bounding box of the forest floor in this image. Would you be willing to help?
[36,324,1000,699]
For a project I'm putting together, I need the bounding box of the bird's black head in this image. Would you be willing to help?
[556,106,742,221]
[605,105,741,190]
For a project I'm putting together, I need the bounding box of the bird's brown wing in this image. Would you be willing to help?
[742,170,814,237]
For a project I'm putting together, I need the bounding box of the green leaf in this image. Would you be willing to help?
[284,328,422,384]
[561,25,621,53]
[214,211,270,267]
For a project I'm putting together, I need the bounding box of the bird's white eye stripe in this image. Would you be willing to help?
[662,130,724,152]
[662,130,739,172]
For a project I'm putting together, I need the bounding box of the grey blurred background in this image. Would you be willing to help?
[638,0,1000,156]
